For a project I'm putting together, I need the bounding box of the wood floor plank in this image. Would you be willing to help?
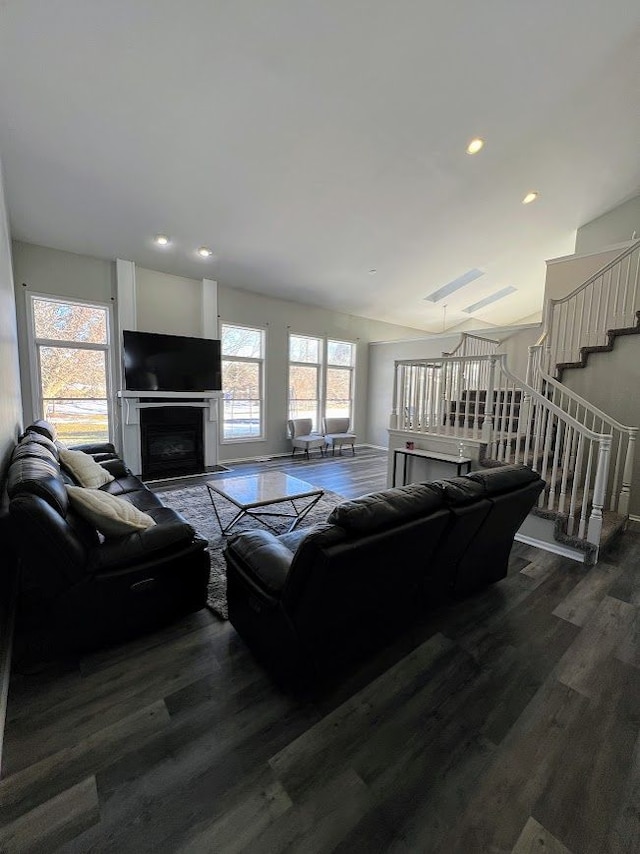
[175,773,293,854]
[533,656,640,854]
[439,679,589,853]
[555,594,637,698]
[4,622,222,774]
[606,726,640,853]
[240,768,372,854]
[552,561,622,626]
[268,633,456,796]
[511,816,573,853]
[64,684,319,852]
[0,777,100,854]
[0,700,169,825]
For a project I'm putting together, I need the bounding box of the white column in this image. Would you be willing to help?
[116,260,138,465]
[201,278,218,339]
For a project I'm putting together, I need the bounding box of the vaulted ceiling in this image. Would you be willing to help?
[1,0,639,332]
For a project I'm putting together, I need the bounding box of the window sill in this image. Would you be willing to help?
[220,437,267,445]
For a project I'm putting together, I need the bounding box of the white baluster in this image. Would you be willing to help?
[578,440,594,540]
[557,424,573,514]
[567,432,584,536]
[609,430,623,511]
[481,357,496,449]
[586,286,594,349]
[587,435,612,546]
[622,255,631,324]
[617,428,637,516]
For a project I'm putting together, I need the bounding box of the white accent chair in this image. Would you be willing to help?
[323,417,357,456]
[288,418,326,459]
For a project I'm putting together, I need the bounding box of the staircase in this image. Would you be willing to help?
[388,239,640,565]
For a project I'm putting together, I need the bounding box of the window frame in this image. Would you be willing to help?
[219,322,267,444]
[287,333,357,431]
[26,292,115,444]
[287,333,323,431]
[324,338,356,424]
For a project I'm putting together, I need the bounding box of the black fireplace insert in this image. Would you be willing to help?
[140,406,205,480]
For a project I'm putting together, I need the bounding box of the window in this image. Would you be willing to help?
[29,295,113,444]
[288,335,356,430]
[326,339,355,420]
[288,334,322,428]
[221,323,265,440]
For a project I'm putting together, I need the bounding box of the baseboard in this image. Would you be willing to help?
[514,532,586,563]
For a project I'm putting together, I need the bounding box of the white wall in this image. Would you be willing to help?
[544,246,626,303]
[367,324,541,448]
[0,162,22,481]
[0,155,23,764]
[562,333,640,518]
[367,332,466,449]
[575,194,640,255]
[135,267,202,337]
[217,283,425,462]
[10,244,427,460]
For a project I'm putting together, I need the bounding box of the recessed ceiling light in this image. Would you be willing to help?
[522,191,539,205]
[154,234,170,246]
[369,269,377,275]
[466,138,484,155]
[197,247,213,258]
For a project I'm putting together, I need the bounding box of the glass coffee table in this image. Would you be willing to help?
[206,471,324,535]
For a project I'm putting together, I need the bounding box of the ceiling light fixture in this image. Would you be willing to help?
[197,247,213,258]
[522,191,539,205]
[369,269,377,275]
[466,138,484,155]
[154,234,170,246]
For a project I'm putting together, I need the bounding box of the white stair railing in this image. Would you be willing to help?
[528,343,636,515]
[544,239,640,376]
[442,331,500,358]
[390,352,614,549]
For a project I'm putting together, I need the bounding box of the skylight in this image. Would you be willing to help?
[463,285,517,314]
[424,268,484,303]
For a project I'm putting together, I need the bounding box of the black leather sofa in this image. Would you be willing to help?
[7,420,210,653]
[224,464,544,682]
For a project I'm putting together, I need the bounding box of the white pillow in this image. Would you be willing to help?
[67,485,156,538]
[59,447,115,488]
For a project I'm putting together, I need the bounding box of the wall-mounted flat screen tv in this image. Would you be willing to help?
[123,330,222,392]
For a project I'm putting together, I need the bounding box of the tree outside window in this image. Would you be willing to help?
[288,335,355,430]
[221,324,265,440]
[30,296,112,444]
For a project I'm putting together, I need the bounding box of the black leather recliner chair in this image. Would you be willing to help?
[224,464,544,682]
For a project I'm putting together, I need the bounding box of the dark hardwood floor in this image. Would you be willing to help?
[150,445,389,500]
[2,448,640,852]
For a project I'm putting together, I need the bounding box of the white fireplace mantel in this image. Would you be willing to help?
[116,390,222,476]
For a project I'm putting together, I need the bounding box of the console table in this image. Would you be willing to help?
[392,448,472,487]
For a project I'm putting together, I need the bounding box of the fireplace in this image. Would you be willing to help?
[140,406,205,480]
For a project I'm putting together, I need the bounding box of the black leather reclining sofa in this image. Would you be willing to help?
[7,420,209,653]
[225,464,544,682]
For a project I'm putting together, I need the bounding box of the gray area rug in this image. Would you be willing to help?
[155,481,345,619]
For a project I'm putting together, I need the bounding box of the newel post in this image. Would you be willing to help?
[481,356,496,446]
[587,434,612,547]
[617,427,637,516]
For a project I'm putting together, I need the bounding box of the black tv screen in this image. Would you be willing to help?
[123,330,222,392]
